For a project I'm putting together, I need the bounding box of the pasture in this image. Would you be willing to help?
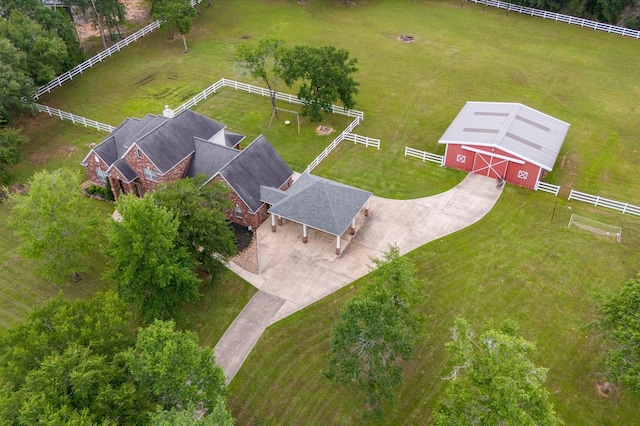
[3,0,640,424]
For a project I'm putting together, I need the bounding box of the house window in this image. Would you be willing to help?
[517,170,529,179]
[144,167,158,182]
[234,205,242,218]
[95,168,108,183]
[456,154,466,163]
[136,148,142,158]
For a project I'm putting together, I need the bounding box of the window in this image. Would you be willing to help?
[234,205,242,218]
[456,154,466,163]
[136,148,142,158]
[517,170,529,179]
[95,168,108,183]
[144,167,158,182]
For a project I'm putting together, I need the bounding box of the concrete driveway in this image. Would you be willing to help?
[215,173,502,382]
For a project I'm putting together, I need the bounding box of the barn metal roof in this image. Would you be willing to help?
[260,173,371,237]
[438,102,570,171]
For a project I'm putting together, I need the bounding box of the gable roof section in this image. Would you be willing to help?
[438,102,570,171]
[260,173,372,236]
[109,159,138,183]
[187,138,240,178]
[220,135,293,213]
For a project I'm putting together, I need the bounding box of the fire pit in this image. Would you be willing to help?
[397,35,415,43]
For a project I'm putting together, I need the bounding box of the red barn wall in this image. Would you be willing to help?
[444,144,542,190]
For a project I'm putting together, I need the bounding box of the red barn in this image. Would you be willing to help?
[438,102,570,190]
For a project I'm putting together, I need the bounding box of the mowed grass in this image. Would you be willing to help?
[229,187,640,424]
[5,0,640,424]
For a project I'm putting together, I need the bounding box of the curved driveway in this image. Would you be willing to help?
[215,173,503,382]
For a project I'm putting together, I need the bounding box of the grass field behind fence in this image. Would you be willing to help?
[3,0,640,424]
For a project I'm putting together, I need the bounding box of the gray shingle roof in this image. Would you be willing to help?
[260,173,371,236]
[438,102,570,171]
[110,159,138,183]
[187,138,240,178]
[220,135,293,213]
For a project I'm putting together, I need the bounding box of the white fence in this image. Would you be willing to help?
[404,146,444,165]
[344,133,380,149]
[37,104,116,132]
[568,189,640,216]
[468,0,640,39]
[33,0,203,99]
[304,117,361,174]
[535,181,561,196]
[175,78,365,120]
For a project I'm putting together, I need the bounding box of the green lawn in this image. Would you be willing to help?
[4,0,640,424]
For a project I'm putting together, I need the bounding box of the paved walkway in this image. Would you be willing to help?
[215,173,503,382]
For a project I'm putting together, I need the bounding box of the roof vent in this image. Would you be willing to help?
[163,105,175,118]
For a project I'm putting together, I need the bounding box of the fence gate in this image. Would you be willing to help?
[472,152,508,179]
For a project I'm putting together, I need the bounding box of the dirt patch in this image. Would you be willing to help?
[397,35,415,43]
[76,0,150,43]
[28,145,78,165]
[596,381,619,399]
[315,125,335,136]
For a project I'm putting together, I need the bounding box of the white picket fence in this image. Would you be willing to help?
[568,189,640,216]
[37,104,116,132]
[33,0,203,99]
[404,146,444,165]
[304,117,361,174]
[535,181,561,196]
[344,133,380,149]
[468,0,640,39]
[175,78,365,120]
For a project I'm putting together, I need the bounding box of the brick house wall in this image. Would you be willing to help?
[84,152,110,187]
[210,175,294,230]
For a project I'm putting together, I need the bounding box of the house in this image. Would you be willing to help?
[81,107,293,229]
[438,102,570,190]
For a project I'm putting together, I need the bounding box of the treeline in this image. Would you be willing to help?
[509,0,640,29]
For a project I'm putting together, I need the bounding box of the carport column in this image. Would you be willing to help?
[364,199,370,217]
[277,216,283,226]
[302,224,308,243]
[271,214,276,232]
[350,218,356,235]
[336,235,341,256]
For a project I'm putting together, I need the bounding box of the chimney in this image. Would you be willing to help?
[163,105,175,118]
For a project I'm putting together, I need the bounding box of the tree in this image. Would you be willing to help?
[0,38,36,124]
[104,194,201,322]
[282,45,359,122]
[235,38,287,117]
[7,168,98,286]
[0,11,69,85]
[0,127,25,184]
[326,246,420,419]
[0,292,146,425]
[153,175,236,281]
[71,0,126,49]
[434,317,562,426]
[149,0,197,46]
[125,320,232,421]
[595,274,640,395]
[150,401,234,426]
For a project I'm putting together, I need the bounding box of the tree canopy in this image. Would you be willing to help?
[236,38,359,122]
[104,194,201,323]
[0,39,36,125]
[434,317,562,426]
[282,45,359,122]
[7,168,99,286]
[595,274,640,395]
[0,127,25,184]
[153,175,236,281]
[71,0,127,50]
[148,0,197,44]
[326,246,421,419]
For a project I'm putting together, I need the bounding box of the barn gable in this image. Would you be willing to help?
[439,102,570,171]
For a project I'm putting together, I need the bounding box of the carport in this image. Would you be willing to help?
[260,173,371,255]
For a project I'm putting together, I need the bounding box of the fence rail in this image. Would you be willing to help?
[344,133,380,149]
[535,181,561,196]
[32,1,203,99]
[468,0,640,39]
[404,146,444,165]
[304,117,361,174]
[37,104,116,132]
[568,189,640,216]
